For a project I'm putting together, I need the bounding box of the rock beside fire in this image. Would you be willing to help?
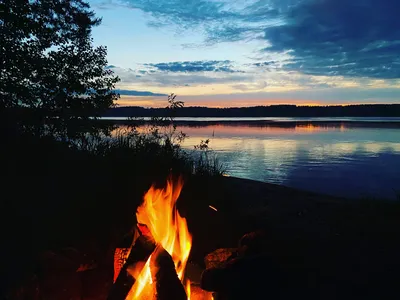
[238,230,267,256]
[201,231,287,299]
[204,248,237,269]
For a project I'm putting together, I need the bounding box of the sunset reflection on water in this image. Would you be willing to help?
[116,122,400,199]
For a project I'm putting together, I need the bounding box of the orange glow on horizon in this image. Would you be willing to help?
[116,95,385,108]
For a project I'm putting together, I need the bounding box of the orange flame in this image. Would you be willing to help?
[186,279,191,300]
[127,177,192,299]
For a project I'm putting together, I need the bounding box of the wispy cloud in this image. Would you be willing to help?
[110,0,400,79]
[118,0,255,27]
[144,60,242,73]
[110,63,400,98]
[110,64,254,92]
[116,89,167,96]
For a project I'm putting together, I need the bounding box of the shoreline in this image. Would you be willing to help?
[102,118,400,128]
[180,175,400,256]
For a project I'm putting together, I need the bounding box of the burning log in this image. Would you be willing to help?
[107,232,156,300]
[150,245,188,300]
[109,233,189,300]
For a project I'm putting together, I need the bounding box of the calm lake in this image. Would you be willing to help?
[115,117,400,200]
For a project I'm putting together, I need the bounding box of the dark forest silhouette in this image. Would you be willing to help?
[1,0,119,139]
[105,104,400,118]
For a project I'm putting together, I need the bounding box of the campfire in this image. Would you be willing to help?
[108,176,267,300]
[108,176,193,300]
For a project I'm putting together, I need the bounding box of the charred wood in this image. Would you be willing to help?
[107,234,156,300]
[150,245,188,300]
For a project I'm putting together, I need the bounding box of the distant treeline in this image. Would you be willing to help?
[104,104,400,118]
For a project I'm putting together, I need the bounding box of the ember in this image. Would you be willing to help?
[208,205,218,212]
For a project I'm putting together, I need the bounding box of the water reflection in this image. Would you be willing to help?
[116,122,400,199]
[177,123,400,199]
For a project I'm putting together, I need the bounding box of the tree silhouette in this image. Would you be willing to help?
[0,0,119,137]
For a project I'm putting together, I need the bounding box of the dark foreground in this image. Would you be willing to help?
[3,176,400,299]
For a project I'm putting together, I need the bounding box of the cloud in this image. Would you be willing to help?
[144,60,242,73]
[118,0,242,27]
[262,0,400,79]
[252,61,277,67]
[180,87,400,104]
[134,70,252,87]
[110,63,400,98]
[118,0,281,39]
[232,81,268,91]
[114,0,400,79]
[110,64,253,89]
[116,89,167,96]
[108,61,248,91]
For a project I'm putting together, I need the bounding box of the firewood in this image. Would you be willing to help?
[150,245,188,300]
[107,234,156,300]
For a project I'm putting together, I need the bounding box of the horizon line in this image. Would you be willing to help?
[113,103,400,109]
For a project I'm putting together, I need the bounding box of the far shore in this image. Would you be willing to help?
[101,118,400,128]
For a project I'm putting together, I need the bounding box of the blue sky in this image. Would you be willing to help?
[90,0,400,107]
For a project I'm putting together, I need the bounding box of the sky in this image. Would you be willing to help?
[89,0,400,107]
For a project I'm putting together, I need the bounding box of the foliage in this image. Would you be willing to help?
[0,0,119,138]
[166,93,184,121]
[193,139,226,176]
[128,95,225,177]
[123,93,186,151]
[73,93,225,177]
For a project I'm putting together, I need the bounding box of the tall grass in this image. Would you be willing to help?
[192,139,226,176]
[66,94,226,178]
